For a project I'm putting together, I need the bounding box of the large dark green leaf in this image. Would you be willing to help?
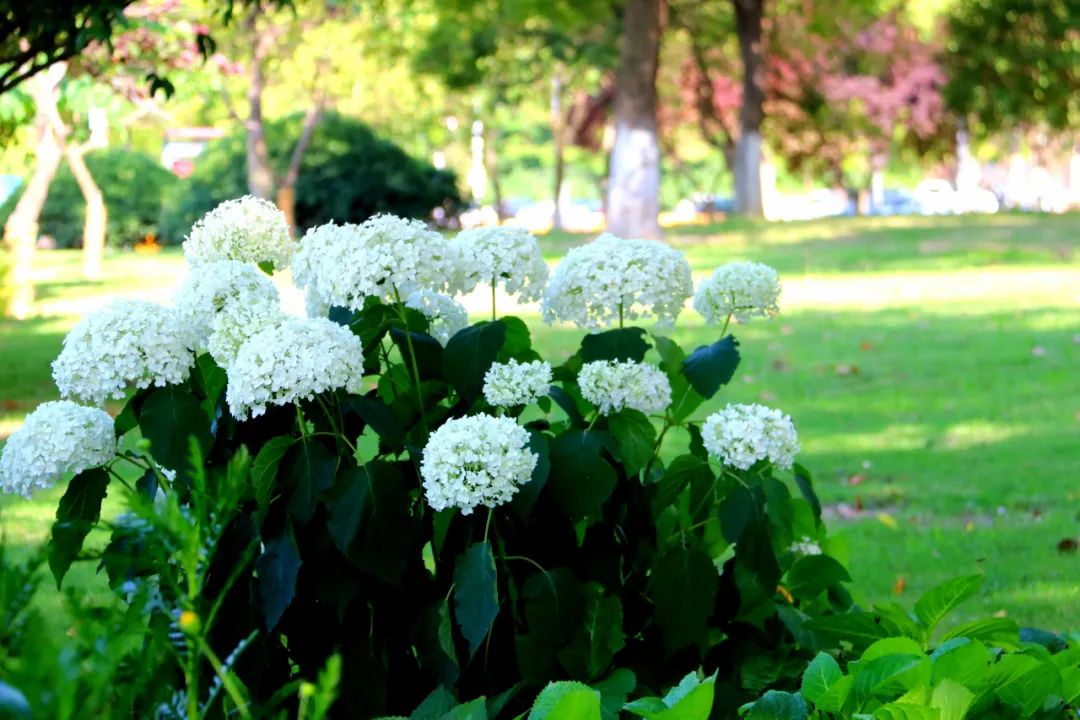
[443,321,506,401]
[651,545,718,655]
[803,612,897,651]
[453,541,499,658]
[792,464,822,525]
[499,316,540,362]
[251,435,294,512]
[342,395,405,451]
[605,409,656,476]
[651,335,704,421]
[785,555,851,601]
[48,468,110,587]
[137,385,212,472]
[719,484,764,544]
[530,682,602,720]
[325,466,369,555]
[547,430,617,521]
[681,335,740,399]
[281,439,338,524]
[580,327,650,363]
[351,461,417,584]
[558,584,625,680]
[742,690,807,720]
[650,455,712,515]
[595,669,636,720]
[390,327,444,380]
[256,525,302,630]
[511,430,550,517]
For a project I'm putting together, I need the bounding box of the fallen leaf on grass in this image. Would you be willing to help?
[835,364,860,376]
[1057,538,1079,553]
[847,473,866,486]
[1,399,18,411]
[1031,345,1047,357]
[892,576,907,595]
[860,341,874,351]
[877,512,898,529]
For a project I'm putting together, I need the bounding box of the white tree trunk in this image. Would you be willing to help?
[66,145,108,279]
[607,123,662,239]
[734,131,763,216]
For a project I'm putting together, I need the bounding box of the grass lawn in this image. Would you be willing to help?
[2,212,1079,630]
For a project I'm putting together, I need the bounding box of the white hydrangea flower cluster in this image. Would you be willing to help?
[420,414,537,515]
[292,215,459,308]
[52,299,195,406]
[173,260,283,366]
[226,316,365,419]
[693,261,781,324]
[542,233,693,332]
[483,359,552,408]
[790,536,823,556]
[701,403,799,470]
[182,195,293,269]
[0,401,115,497]
[406,290,469,345]
[578,360,672,415]
[452,226,549,301]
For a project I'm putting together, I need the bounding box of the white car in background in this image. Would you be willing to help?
[914,179,1000,215]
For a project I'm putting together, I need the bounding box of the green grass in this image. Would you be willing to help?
[3,213,1080,631]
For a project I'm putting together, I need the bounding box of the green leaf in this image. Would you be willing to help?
[137,385,212,473]
[815,675,855,713]
[499,316,540,363]
[940,617,1020,649]
[742,690,807,720]
[529,682,602,720]
[863,637,926,662]
[343,396,406,451]
[0,681,31,719]
[579,327,650,363]
[547,431,617,521]
[442,699,488,719]
[594,669,636,720]
[786,555,851,600]
[558,584,625,680]
[252,436,294,512]
[930,679,974,720]
[48,468,110,587]
[652,336,703,421]
[512,431,550,517]
[914,575,983,636]
[995,659,1062,716]
[852,654,925,710]
[625,672,717,720]
[351,462,417,584]
[801,652,844,707]
[454,542,499,658]
[650,455,712,515]
[930,638,991,688]
[408,685,455,719]
[326,466,369,554]
[605,409,655,476]
[390,327,444,380]
[682,335,740,398]
[443,321,507,401]
[256,525,302,630]
[282,439,338,524]
[1059,666,1080,705]
[194,353,227,410]
[792,464,822,525]
[804,612,903,651]
[870,703,938,720]
[650,544,718,655]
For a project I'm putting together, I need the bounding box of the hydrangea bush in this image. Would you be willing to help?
[4,197,1074,719]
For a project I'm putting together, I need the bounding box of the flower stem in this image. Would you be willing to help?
[393,287,430,436]
[491,278,497,321]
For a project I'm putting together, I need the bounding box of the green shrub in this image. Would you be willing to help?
[158,113,462,242]
[740,574,1080,719]
[0,149,179,249]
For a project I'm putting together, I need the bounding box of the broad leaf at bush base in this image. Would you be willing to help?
[390,327,444,380]
[558,585,625,680]
[351,461,417,584]
[256,525,302,631]
[740,690,807,720]
[815,675,855,713]
[529,682,602,720]
[579,327,650,363]
[454,542,498,658]
[786,555,851,600]
[48,467,110,587]
[940,616,1020,648]
[930,638,991,688]
[499,316,541,363]
[930,679,974,720]
[408,684,456,719]
[443,321,506,402]
[252,435,295,512]
[801,652,843,707]
[913,574,983,636]
[625,671,717,720]
[650,545,717,656]
[547,431,617,521]
[605,409,655,476]
[281,439,338,524]
[682,335,740,399]
[325,466,369,554]
[138,385,212,473]
[719,484,764,544]
[995,658,1063,716]
[343,395,406,451]
[869,702,937,720]
[803,612,897,650]
[594,669,636,720]
[852,654,925,710]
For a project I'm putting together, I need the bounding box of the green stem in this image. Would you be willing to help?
[295,404,308,439]
[618,301,624,329]
[483,508,494,544]
[393,287,430,436]
[641,417,672,481]
[198,638,253,719]
[721,311,732,336]
[491,278,497,321]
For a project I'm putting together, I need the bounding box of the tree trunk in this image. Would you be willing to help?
[245,9,276,200]
[606,0,663,239]
[3,69,65,318]
[277,102,323,234]
[483,126,506,222]
[733,0,765,217]
[66,144,108,279]
[551,69,566,231]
